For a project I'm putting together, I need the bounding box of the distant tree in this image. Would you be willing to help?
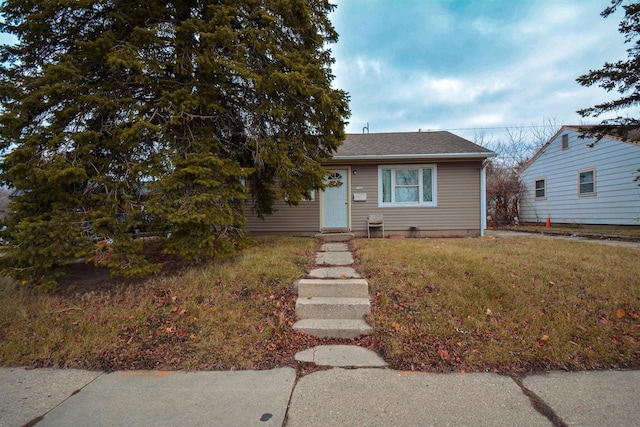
[485,162,524,227]
[0,0,350,290]
[576,0,640,140]
[478,117,561,226]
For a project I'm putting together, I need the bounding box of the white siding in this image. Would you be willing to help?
[519,128,640,225]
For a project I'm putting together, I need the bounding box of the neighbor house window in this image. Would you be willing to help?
[561,134,569,150]
[579,169,596,196]
[534,178,546,200]
[379,165,437,207]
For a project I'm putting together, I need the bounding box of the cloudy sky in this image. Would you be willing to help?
[329,0,631,141]
[0,1,631,143]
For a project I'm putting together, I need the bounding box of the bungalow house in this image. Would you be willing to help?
[244,131,497,237]
[518,125,640,226]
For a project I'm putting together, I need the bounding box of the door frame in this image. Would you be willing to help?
[320,167,351,232]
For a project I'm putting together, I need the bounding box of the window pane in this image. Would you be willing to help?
[395,170,418,185]
[579,171,593,184]
[395,186,419,202]
[382,169,391,202]
[580,183,594,194]
[535,179,545,198]
[422,168,432,201]
[579,171,594,194]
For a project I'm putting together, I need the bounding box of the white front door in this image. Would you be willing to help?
[322,169,349,230]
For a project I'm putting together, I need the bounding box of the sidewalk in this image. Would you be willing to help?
[485,229,640,249]
[2,366,639,426]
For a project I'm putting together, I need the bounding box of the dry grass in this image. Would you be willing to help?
[355,236,640,374]
[2,235,638,374]
[0,237,318,371]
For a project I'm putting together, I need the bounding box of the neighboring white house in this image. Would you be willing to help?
[519,126,640,226]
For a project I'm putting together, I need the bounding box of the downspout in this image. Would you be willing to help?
[480,159,488,236]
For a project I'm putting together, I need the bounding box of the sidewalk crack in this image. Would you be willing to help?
[511,375,568,427]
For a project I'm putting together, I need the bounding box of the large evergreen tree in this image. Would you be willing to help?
[0,0,349,289]
[576,0,640,140]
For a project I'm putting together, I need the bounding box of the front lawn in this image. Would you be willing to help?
[1,235,638,374]
[355,236,640,374]
[0,237,324,371]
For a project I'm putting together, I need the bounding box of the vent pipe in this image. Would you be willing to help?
[363,123,369,134]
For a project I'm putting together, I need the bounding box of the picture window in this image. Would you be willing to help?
[378,165,437,207]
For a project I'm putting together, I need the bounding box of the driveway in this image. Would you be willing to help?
[485,229,640,249]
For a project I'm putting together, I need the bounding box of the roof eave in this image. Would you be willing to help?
[332,152,497,161]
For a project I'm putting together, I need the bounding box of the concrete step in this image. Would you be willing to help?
[296,279,369,298]
[315,233,354,242]
[296,297,370,319]
[319,243,349,252]
[307,267,360,279]
[292,319,373,339]
[315,251,354,266]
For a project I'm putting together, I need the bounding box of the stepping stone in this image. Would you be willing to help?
[295,345,387,367]
[320,243,349,252]
[316,251,353,266]
[293,319,373,339]
[297,279,369,298]
[296,297,370,319]
[307,267,360,279]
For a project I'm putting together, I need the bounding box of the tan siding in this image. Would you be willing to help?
[244,161,483,235]
[244,197,320,234]
[350,162,481,234]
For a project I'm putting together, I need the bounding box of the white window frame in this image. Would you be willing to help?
[578,168,596,197]
[378,164,437,207]
[561,134,569,150]
[534,178,546,200]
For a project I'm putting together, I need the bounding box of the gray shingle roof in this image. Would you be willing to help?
[333,131,495,159]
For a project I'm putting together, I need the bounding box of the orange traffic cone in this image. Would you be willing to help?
[545,216,551,228]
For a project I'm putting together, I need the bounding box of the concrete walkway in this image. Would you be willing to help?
[2,367,639,426]
[293,239,373,339]
[486,229,640,249]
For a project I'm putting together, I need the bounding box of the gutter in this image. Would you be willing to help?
[480,160,488,236]
[332,152,498,161]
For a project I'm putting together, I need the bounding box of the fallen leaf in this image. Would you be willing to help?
[541,334,549,341]
[485,308,492,316]
[616,309,626,319]
[391,322,400,331]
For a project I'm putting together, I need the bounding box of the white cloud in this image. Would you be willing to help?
[413,75,508,105]
[332,0,633,134]
[354,56,383,77]
[471,17,498,36]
